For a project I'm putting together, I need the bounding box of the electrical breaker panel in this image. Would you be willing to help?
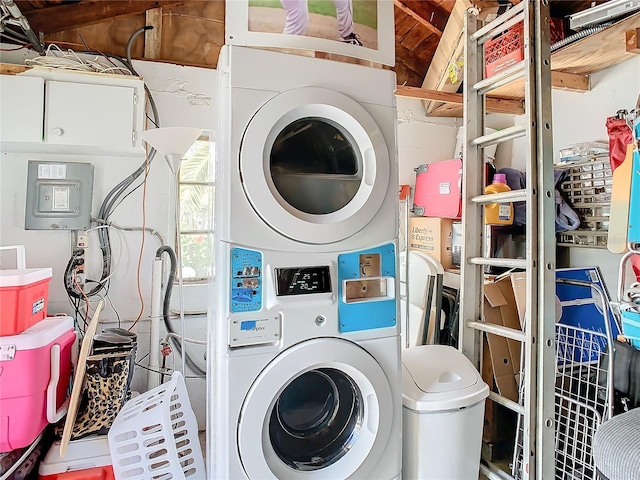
[25,161,94,230]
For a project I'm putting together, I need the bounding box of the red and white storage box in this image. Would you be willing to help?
[0,245,53,336]
[0,316,75,452]
[38,435,114,480]
[484,22,524,78]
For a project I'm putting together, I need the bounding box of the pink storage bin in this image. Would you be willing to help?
[413,159,463,219]
[0,316,75,452]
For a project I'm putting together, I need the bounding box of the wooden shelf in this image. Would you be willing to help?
[403,11,640,117]
[491,11,640,99]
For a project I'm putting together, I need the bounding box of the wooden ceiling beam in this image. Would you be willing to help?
[25,1,188,34]
[395,85,525,116]
[393,0,448,37]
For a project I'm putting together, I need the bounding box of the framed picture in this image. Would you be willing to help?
[226,0,395,66]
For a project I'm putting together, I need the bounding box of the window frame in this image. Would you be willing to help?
[177,132,215,283]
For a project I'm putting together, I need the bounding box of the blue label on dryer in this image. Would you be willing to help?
[230,248,262,313]
[337,244,397,333]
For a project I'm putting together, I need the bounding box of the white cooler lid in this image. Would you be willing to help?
[0,316,74,352]
[402,345,489,412]
[39,435,112,475]
[0,267,52,287]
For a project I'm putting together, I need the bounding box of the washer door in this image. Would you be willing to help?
[240,87,390,244]
[238,338,393,479]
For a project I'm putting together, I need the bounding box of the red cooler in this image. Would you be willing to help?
[0,316,76,452]
[0,245,52,336]
[39,435,114,480]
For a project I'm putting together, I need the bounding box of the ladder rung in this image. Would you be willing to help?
[471,189,527,205]
[469,257,527,269]
[570,201,611,208]
[471,3,525,44]
[473,61,525,94]
[466,320,526,342]
[471,124,526,148]
[480,462,516,480]
[488,391,525,415]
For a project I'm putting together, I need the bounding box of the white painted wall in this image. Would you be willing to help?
[396,97,458,188]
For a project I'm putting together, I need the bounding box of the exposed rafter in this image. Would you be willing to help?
[25,1,187,34]
[393,0,448,37]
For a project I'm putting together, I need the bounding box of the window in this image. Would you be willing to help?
[178,132,214,281]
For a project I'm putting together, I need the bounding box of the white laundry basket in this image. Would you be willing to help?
[108,372,205,479]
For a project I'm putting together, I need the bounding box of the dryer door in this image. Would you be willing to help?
[237,338,394,479]
[240,87,391,244]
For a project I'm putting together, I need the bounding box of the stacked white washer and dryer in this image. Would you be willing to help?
[207,45,401,479]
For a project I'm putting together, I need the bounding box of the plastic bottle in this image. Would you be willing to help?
[484,173,513,225]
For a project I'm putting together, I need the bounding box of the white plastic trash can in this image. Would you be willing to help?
[402,345,489,479]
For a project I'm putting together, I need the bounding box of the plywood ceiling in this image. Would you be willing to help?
[6,0,605,87]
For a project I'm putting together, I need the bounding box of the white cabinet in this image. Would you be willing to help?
[0,75,44,143]
[45,81,136,149]
[0,69,145,154]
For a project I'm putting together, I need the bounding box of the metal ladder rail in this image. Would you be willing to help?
[460,2,556,479]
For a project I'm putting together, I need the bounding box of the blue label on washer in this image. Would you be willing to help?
[337,244,396,333]
[230,248,262,313]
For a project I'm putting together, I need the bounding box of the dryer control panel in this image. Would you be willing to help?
[230,248,262,313]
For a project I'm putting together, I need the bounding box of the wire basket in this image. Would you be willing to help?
[555,155,612,248]
[108,372,205,480]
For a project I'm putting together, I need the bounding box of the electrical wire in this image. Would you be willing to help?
[550,24,612,52]
[57,26,162,303]
[25,44,133,74]
[90,218,165,247]
[133,154,151,324]
[164,332,207,346]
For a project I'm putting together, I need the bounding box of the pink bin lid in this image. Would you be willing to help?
[0,316,74,353]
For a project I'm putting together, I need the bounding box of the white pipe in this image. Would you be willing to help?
[148,256,163,389]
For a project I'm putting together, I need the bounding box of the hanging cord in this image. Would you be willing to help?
[152,246,206,377]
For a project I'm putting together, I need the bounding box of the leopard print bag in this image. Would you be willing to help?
[70,350,133,440]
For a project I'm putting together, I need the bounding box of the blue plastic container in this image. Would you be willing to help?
[621,309,640,349]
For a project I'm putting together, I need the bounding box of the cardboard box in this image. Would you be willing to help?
[408,217,453,269]
[482,336,517,445]
[482,274,526,403]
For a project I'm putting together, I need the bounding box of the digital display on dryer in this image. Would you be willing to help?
[275,266,332,296]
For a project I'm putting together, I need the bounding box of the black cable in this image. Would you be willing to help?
[62,27,162,300]
[63,249,85,299]
[155,246,206,377]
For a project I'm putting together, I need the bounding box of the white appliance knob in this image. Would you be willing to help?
[52,128,63,136]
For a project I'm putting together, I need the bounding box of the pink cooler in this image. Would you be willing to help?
[413,159,463,219]
[0,245,53,336]
[0,316,75,452]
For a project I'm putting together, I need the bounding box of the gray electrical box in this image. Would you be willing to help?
[25,161,94,230]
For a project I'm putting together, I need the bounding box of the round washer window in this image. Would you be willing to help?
[270,118,361,215]
[269,368,363,471]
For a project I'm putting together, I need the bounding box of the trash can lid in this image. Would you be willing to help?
[402,345,489,412]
